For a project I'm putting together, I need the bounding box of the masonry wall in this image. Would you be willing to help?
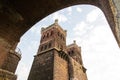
[0,39,20,80]
[69,57,87,80]
[53,50,68,80]
[1,51,21,73]
[28,51,54,80]
[0,37,10,68]
[0,69,17,80]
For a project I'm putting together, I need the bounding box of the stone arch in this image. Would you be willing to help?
[0,0,119,47]
[0,0,120,80]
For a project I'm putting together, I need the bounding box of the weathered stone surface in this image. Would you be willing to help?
[0,37,21,80]
[28,20,69,80]
[69,57,87,80]
[28,20,87,80]
[28,51,54,80]
[53,51,68,80]
[0,0,120,47]
[1,51,21,73]
[0,69,17,80]
[1,0,120,79]
[109,0,120,47]
[67,42,83,65]
[0,37,11,68]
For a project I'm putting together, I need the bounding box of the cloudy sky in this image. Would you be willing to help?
[16,5,120,80]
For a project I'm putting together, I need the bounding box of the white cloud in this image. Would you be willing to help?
[29,26,40,34]
[75,17,120,80]
[16,62,30,80]
[73,21,86,31]
[16,5,120,80]
[86,8,102,23]
[73,7,107,41]
[16,40,40,80]
[76,7,82,13]
[71,8,120,80]
[27,40,39,55]
[80,26,120,80]
[67,7,72,15]
[73,21,94,39]
[52,12,68,23]
[30,27,36,33]
[66,37,75,45]
[73,21,86,35]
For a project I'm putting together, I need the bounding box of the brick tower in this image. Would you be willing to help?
[28,19,87,80]
[28,19,68,80]
[67,41,88,80]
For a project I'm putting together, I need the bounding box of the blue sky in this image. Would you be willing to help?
[15,5,120,80]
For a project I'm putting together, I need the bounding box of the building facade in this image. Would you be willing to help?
[28,19,87,80]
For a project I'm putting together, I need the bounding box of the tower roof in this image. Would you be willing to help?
[41,19,67,36]
[67,40,76,47]
[67,40,81,49]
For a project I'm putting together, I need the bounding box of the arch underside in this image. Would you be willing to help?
[0,0,120,47]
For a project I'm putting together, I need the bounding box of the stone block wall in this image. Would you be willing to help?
[69,57,87,80]
[0,69,17,80]
[0,37,11,68]
[28,51,54,80]
[1,51,21,73]
[53,50,68,80]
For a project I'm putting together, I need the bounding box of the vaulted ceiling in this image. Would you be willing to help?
[0,0,120,47]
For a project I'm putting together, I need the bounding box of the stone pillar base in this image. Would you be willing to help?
[0,69,17,80]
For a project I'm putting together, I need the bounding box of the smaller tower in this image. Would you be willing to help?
[67,40,83,65]
[28,19,88,80]
[67,41,87,80]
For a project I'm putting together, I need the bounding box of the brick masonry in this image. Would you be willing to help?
[28,20,87,80]
[28,51,54,80]
[0,0,119,47]
[0,0,120,79]
[0,37,21,80]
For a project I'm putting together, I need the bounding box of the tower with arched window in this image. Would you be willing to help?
[28,19,87,80]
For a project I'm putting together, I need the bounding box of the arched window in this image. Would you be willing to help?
[51,31,53,36]
[60,34,62,39]
[71,50,74,54]
[58,32,60,36]
[47,33,49,37]
[43,35,45,39]
[41,46,43,51]
[48,42,52,48]
[63,37,65,41]
[60,45,63,50]
[68,51,70,55]
[45,45,47,50]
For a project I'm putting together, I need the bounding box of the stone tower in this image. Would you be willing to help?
[67,41,87,80]
[28,19,87,80]
[28,19,68,80]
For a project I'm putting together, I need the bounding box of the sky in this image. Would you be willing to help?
[15,5,120,80]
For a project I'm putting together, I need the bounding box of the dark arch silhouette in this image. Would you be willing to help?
[0,0,119,47]
[0,0,120,80]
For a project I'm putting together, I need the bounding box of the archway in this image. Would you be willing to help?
[0,0,120,80]
[16,5,120,80]
[0,0,119,47]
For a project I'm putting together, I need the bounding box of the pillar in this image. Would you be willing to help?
[0,37,21,80]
